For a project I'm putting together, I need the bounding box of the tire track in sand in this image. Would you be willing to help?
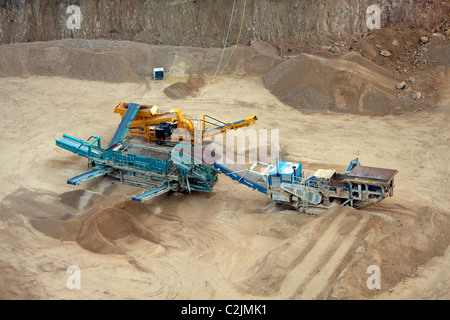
[278,211,369,299]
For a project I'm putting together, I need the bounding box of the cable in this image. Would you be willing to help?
[211,0,237,82]
[211,0,247,84]
[197,0,247,100]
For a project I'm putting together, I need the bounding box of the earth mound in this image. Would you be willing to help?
[263,52,402,116]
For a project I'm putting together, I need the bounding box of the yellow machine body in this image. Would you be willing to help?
[114,101,258,145]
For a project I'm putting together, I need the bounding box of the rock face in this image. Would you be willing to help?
[0,0,448,48]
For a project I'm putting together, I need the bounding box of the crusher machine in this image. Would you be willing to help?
[212,156,398,213]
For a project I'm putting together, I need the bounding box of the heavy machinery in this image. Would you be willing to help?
[56,102,398,213]
[56,103,218,202]
[113,101,258,145]
[212,156,398,214]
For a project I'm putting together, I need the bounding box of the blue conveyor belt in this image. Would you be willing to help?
[67,166,113,185]
[132,182,177,202]
[213,161,268,194]
[56,135,103,159]
[107,102,141,149]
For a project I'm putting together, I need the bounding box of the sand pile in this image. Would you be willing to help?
[31,206,160,255]
[263,51,402,116]
[1,188,159,255]
[163,74,206,100]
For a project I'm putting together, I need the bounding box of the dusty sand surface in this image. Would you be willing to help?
[0,36,449,300]
[0,72,448,300]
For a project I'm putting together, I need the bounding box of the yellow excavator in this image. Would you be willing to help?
[114,101,258,145]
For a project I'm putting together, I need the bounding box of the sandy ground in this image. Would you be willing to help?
[0,71,449,299]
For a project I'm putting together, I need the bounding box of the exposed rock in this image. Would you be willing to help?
[320,45,332,51]
[380,50,392,57]
[421,36,430,44]
[411,91,422,100]
[396,81,407,90]
[0,0,449,49]
[329,45,341,53]
[431,33,446,41]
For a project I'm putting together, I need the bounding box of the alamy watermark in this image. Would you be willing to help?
[66,265,81,290]
[7,1,82,30]
[66,5,82,30]
[170,125,280,166]
[366,265,381,290]
[366,5,381,30]
[10,3,383,33]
